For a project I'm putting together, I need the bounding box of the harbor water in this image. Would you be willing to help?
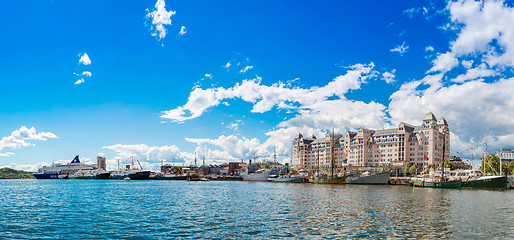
[1,179,513,239]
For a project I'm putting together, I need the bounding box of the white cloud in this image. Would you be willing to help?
[204,74,212,79]
[161,63,376,122]
[240,65,253,73]
[1,162,49,172]
[179,26,186,35]
[0,152,14,157]
[390,42,409,56]
[0,126,57,156]
[224,62,231,69]
[103,144,188,167]
[425,46,435,52]
[452,64,497,83]
[226,120,243,131]
[74,79,85,85]
[382,69,396,84]
[428,52,458,73]
[146,0,176,40]
[78,53,91,65]
[82,71,92,77]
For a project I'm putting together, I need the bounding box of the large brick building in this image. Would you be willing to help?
[291,112,450,173]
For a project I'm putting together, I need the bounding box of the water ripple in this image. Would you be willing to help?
[1,180,514,238]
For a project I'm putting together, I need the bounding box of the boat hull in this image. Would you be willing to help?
[310,176,347,184]
[412,179,462,188]
[268,176,306,183]
[462,175,508,189]
[33,173,60,179]
[346,172,390,185]
[128,171,150,180]
[241,171,272,181]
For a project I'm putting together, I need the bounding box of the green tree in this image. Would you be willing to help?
[403,163,410,176]
[173,166,183,174]
[507,161,514,175]
[264,163,270,169]
[255,162,261,168]
[0,168,34,179]
[482,154,501,174]
[445,162,456,170]
[408,165,416,176]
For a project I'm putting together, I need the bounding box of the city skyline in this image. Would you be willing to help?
[2,0,514,171]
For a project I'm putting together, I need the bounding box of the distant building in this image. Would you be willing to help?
[497,148,514,164]
[229,162,247,175]
[292,112,450,173]
[97,156,106,171]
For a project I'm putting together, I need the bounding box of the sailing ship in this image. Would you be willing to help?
[310,129,346,184]
[459,142,509,189]
[411,130,462,188]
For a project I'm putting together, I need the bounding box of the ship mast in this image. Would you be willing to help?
[331,128,335,178]
[483,141,487,175]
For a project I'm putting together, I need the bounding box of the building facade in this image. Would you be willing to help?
[496,148,514,164]
[291,112,450,173]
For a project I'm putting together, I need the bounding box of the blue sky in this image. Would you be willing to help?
[2,0,514,171]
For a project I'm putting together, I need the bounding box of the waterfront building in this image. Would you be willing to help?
[496,148,514,164]
[97,156,106,171]
[291,112,450,172]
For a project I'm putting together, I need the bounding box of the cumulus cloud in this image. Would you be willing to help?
[1,162,49,172]
[74,79,85,85]
[204,74,212,79]
[82,71,92,77]
[0,126,57,156]
[390,42,409,56]
[146,0,176,40]
[224,62,231,69]
[382,69,396,84]
[161,63,377,122]
[240,65,253,73]
[78,53,91,65]
[102,144,191,170]
[179,26,186,35]
[428,52,459,73]
[425,46,435,52]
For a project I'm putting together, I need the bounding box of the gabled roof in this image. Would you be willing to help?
[437,117,448,125]
[424,112,437,121]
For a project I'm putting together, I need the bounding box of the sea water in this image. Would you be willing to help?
[1,179,513,239]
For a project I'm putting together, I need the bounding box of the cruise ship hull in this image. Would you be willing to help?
[346,172,390,185]
[33,173,60,179]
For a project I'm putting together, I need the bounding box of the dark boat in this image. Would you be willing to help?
[128,170,151,180]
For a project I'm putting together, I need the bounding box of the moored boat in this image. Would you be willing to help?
[33,155,94,179]
[241,169,273,181]
[461,175,509,189]
[411,177,462,188]
[346,171,390,185]
[309,176,346,184]
[268,174,306,183]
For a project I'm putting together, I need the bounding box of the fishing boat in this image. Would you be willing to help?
[346,170,390,185]
[309,175,347,184]
[458,142,509,189]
